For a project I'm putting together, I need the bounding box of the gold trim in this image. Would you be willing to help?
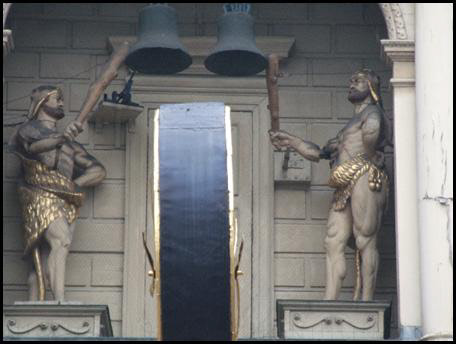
[153,109,162,341]
[28,90,59,119]
[32,247,46,301]
[367,80,379,103]
[224,106,238,340]
[329,154,388,211]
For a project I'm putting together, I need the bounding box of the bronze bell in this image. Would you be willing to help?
[125,4,192,75]
[205,4,267,76]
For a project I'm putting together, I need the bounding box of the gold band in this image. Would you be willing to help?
[329,154,388,211]
[28,90,59,119]
[32,247,46,301]
[367,80,379,103]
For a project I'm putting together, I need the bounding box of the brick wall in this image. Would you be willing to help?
[3,3,396,338]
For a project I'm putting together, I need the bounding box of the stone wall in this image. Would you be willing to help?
[3,3,396,337]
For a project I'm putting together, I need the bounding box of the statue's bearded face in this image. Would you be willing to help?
[348,73,370,103]
[42,92,65,120]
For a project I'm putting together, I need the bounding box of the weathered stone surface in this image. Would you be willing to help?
[312,59,363,87]
[44,3,95,17]
[41,53,91,79]
[72,22,132,49]
[275,224,326,253]
[12,19,67,48]
[310,3,364,24]
[4,52,39,78]
[275,185,306,220]
[91,254,123,287]
[279,89,331,119]
[93,183,125,219]
[71,222,124,252]
[335,25,381,54]
[275,257,305,287]
[310,190,333,219]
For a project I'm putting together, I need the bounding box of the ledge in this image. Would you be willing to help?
[389,78,415,87]
[88,101,144,125]
[108,36,295,59]
[381,39,415,63]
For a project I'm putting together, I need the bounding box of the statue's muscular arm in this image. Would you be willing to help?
[18,124,65,155]
[269,130,337,162]
[72,143,106,187]
[27,134,65,154]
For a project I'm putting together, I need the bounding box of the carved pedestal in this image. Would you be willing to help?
[3,303,113,338]
[277,300,391,340]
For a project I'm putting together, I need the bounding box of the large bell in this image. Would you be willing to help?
[125,4,192,75]
[205,4,267,76]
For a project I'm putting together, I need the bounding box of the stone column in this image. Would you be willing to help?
[381,39,422,340]
[415,3,453,341]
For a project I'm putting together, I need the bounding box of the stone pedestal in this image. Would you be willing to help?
[3,303,113,338]
[277,300,391,340]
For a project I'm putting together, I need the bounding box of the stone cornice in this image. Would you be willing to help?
[108,36,295,59]
[381,39,415,63]
[389,78,415,87]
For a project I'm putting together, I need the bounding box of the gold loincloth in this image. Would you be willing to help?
[17,157,84,256]
[328,154,388,211]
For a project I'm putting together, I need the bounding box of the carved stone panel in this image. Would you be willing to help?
[3,303,113,338]
[277,300,391,340]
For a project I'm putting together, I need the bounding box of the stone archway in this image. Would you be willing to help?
[379,3,414,40]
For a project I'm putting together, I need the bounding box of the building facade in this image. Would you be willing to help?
[3,3,453,340]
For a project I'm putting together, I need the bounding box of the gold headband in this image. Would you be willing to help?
[367,80,379,103]
[28,90,59,120]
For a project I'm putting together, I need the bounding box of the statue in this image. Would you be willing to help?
[6,41,131,302]
[270,69,390,301]
[8,85,106,302]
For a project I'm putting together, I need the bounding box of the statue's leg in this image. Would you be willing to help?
[324,205,353,300]
[351,174,387,301]
[27,270,38,301]
[44,217,75,302]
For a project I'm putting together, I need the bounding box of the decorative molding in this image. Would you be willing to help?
[379,3,408,40]
[277,300,391,340]
[292,314,378,331]
[7,320,91,335]
[108,36,295,59]
[3,304,113,338]
[389,78,415,88]
[381,39,414,63]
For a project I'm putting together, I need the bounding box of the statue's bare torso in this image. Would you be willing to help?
[330,105,382,167]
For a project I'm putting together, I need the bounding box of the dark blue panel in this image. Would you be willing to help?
[159,103,231,340]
